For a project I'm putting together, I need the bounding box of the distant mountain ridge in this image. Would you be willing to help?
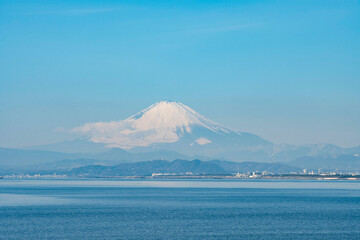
[289,154,360,171]
[15,159,300,177]
[0,147,81,167]
[18,101,360,163]
[65,159,227,177]
[0,147,192,168]
[17,141,360,163]
[2,146,359,174]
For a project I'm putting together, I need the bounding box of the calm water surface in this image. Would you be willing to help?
[0,179,360,239]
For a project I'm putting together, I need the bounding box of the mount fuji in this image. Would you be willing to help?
[20,101,360,163]
[72,101,272,159]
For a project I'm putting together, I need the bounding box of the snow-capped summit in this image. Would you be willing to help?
[127,101,233,134]
[22,101,360,163]
[73,101,270,155]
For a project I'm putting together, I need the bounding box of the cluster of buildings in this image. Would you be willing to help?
[233,169,360,179]
[3,173,67,179]
[151,172,194,177]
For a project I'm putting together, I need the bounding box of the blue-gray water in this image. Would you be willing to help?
[1,179,360,239]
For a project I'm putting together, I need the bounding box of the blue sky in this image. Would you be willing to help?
[0,0,359,148]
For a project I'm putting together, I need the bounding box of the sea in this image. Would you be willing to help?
[1,179,360,240]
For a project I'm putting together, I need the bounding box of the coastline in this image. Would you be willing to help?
[1,174,360,181]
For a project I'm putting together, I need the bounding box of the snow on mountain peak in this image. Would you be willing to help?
[195,137,212,145]
[72,101,238,149]
[127,101,230,134]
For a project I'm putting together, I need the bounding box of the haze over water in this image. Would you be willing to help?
[1,179,360,240]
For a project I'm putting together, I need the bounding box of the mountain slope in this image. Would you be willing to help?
[72,101,272,160]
